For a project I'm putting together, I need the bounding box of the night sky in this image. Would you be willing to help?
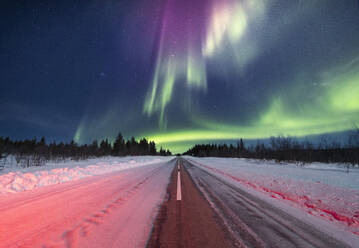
[1,1,359,153]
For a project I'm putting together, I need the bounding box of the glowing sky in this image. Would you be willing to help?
[1,1,359,153]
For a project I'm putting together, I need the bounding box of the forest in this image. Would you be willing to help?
[184,128,359,166]
[0,133,171,168]
[2,128,359,168]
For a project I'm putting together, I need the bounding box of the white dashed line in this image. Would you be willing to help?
[177,164,182,201]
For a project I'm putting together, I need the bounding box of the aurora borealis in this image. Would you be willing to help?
[1,1,359,153]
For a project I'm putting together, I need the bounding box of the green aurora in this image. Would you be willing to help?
[71,1,359,154]
[141,59,359,153]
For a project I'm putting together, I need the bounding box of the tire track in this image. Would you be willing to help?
[52,165,167,248]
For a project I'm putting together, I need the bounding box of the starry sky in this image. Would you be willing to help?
[1,0,359,153]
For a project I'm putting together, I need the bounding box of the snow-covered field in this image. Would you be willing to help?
[0,156,173,194]
[186,156,359,236]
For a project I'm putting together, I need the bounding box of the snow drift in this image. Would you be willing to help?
[0,156,173,194]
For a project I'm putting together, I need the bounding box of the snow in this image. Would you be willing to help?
[0,156,173,194]
[185,156,359,237]
[0,157,175,248]
[2,155,358,246]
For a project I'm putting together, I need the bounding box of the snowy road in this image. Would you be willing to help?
[0,159,175,248]
[183,158,355,248]
[1,157,358,247]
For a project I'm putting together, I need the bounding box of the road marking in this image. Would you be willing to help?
[177,164,182,201]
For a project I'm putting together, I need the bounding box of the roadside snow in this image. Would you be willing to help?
[186,156,359,236]
[0,160,175,248]
[0,156,173,194]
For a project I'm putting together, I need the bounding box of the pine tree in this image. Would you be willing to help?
[139,138,149,155]
[149,141,156,155]
[90,140,98,156]
[113,133,125,156]
[159,147,165,156]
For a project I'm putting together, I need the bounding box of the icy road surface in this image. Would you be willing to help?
[184,158,359,247]
[0,159,175,248]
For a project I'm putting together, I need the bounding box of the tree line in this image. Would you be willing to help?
[0,133,171,168]
[184,128,359,166]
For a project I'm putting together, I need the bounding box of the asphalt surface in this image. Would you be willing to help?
[147,159,236,248]
[148,158,351,248]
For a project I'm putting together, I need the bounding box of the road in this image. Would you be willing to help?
[147,158,236,248]
[148,158,352,248]
[0,157,355,247]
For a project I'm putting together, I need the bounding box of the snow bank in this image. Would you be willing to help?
[186,156,359,236]
[0,156,173,194]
